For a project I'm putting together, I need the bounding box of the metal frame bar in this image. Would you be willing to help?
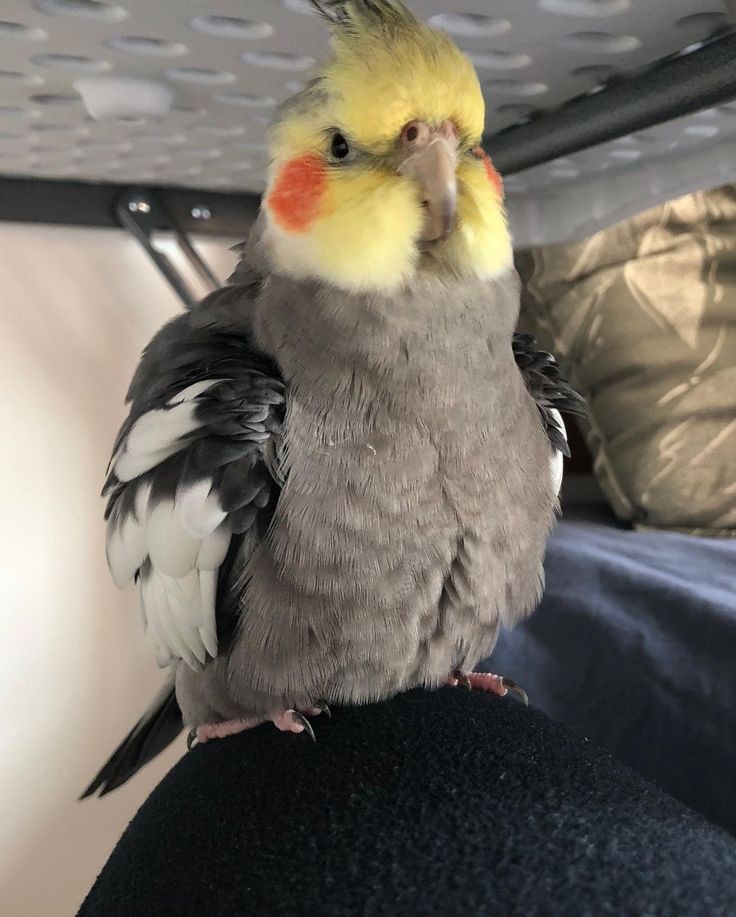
[0,176,260,237]
[0,30,734,240]
[486,30,736,175]
[114,189,219,309]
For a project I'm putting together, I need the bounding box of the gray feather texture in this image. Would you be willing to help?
[172,222,558,724]
[103,236,564,728]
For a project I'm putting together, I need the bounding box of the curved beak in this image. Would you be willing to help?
[398,128,458,244]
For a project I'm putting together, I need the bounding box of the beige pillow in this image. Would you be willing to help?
[516,183,736,536]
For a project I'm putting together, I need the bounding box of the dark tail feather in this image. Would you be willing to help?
[80,682,183,799]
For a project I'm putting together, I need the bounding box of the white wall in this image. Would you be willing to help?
[0,223,240,916]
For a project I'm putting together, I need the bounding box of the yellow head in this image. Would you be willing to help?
[262,0,512,293]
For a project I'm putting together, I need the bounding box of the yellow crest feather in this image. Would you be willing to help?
[322,1,484,150]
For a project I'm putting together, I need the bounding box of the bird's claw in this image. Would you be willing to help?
[187,728,198,751]
[289,710,317,742]
[451,669,473,691]
[314,700,332,718]
[448,669,472,690]
[502,677,529,706]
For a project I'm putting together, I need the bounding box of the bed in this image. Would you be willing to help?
[486,501,736,836]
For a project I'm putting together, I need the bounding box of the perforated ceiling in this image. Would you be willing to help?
[0,0,734,243]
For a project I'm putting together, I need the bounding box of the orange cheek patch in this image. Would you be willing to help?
[473,147,504,200]
[267,154,327,233]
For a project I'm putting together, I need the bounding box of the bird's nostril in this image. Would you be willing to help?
[420,200,430,209]
[406,125,419,142]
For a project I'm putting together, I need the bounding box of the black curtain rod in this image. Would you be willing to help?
[486,30,736,175]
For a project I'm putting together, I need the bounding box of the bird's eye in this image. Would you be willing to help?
[331,132,351,160]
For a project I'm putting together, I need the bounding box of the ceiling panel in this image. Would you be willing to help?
[0,0,733,231]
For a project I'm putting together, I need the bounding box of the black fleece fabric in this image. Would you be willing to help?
[80,688,736,916]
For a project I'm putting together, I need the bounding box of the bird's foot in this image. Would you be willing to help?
[272,702,331,741]
[296,701,332,719]
[193,716,263,745]
[448,669,529,706]
[191,703,330,747]
[272,710,317,742]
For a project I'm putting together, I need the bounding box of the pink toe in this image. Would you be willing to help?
[195,708,324,744]
[272,711,305,734]
[298,706,323,717]
[466,672,508,697]
[196,717,263,743]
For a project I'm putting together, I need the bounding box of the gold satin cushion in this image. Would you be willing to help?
[516,183,736,536]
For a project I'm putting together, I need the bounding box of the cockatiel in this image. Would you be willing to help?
[83,0,583,797]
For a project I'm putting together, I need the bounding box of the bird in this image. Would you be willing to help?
[82,0,583,798]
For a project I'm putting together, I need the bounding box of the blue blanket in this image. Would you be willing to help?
[486,504,736,835]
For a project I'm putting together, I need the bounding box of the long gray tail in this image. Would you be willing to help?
[80,681,183,798]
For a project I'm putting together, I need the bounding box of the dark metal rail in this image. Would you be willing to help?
[486,31,736,175]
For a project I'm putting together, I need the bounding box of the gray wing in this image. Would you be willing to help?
[512,333,585,496]
[512,333,584,455]
[104,301,285,669]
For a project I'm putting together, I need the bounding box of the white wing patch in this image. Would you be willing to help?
[112,380,219,483]
[140,565,220,668]
[106,380,231,669]
[549,408,567,498]
[177,479,227,538]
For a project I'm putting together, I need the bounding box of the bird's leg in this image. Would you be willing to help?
[194,716,265,744]
[448,669,529,706]
[192,704,329,746]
